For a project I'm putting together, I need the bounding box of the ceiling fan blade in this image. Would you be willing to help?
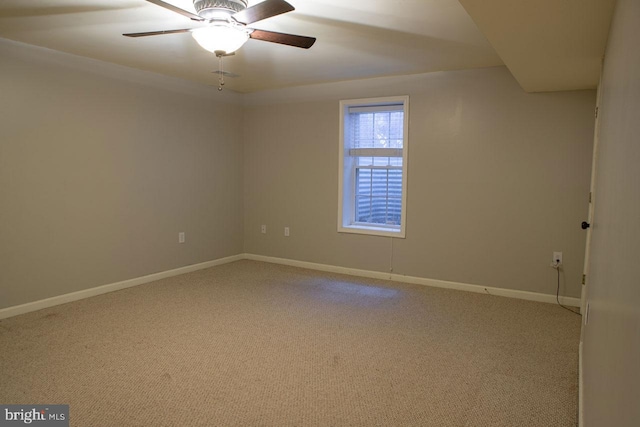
[212,70,240,78]
[250,29,316,49]
[123,28,193,37]
[144,0,204,21]
[232,0,294,25]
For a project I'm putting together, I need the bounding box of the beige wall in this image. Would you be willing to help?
[243,67,595,297]
[582,0,640,425]
[0,40,244,309]
[0,39,597,311]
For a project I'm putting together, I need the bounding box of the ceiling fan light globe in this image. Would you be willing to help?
[192,25,250,54]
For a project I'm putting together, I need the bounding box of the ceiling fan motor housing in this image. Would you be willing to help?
[193,0,248,19]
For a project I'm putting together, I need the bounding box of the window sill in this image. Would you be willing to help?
[338,224,405,238]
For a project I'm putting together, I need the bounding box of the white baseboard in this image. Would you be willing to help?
[0,252,580,320]
[0,254,243,320]
[243,254,582,307]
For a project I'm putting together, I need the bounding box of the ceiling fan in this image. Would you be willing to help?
[123,0,316,55]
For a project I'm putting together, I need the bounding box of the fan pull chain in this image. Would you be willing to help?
[217,52,225,91]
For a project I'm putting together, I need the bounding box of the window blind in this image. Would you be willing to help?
[347,108,404,226]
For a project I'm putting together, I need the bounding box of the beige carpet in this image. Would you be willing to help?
[0,260,580,426]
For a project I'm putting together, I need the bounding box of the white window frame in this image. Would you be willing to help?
[338,96,409,238]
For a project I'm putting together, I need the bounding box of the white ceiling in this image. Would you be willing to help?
[458,0,616,93]
[0,0,615,93]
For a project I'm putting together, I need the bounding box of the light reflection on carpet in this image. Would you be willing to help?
[315,281,399,300]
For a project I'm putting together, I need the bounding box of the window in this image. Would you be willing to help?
[338,96,409,238]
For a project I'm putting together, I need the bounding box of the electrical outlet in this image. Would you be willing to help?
[179,232,185,244]
[551,251,563,267]
[284,227,290,237]
[261,225,267,234]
